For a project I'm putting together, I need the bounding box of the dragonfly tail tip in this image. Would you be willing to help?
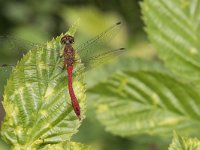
[78,116,81,121]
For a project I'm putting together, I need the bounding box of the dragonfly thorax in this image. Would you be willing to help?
[62,36,75,66]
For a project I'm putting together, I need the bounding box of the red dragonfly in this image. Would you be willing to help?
[61,35,82,119]
[0,22,125,120]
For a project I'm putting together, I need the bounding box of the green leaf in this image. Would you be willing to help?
[169,131,200,150]
[1,22,86,149]
[40,141,91,150]
[141,0,200,86]
[89,64,200,137]
[86,57,166,89]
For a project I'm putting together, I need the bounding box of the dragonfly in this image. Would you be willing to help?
[0,22,125,120]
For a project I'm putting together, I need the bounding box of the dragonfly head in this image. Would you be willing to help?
[61,35,74,45]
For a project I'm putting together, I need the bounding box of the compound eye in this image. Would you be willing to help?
[61,38,66,45]
[70,38,74,44]
[61,40,65,45]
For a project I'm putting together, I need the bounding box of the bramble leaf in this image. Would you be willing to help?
[169,131,200,150]
[141,0,200,86]
[40,141,91,150]
[1,21,86,149]
[89,60,200,137]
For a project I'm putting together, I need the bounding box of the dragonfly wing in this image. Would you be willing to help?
[76,22,122,63]
[0,63,58,74]
[0,35,44,61]
[77,48,125,70]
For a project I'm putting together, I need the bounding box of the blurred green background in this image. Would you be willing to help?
[0,0,162,149]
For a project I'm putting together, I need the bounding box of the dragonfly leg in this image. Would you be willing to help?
[54,53,65,72]
[59,54,64,58]
[57,65,65,71]
[62,65,65,70]
[52,64,66,79]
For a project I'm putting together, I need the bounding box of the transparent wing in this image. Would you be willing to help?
[76,48,125,70]
[75,22,122,63]
[0,63,56,71]
[0,35,44,63]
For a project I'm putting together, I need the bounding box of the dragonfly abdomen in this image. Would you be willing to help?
[67,65,81,119]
